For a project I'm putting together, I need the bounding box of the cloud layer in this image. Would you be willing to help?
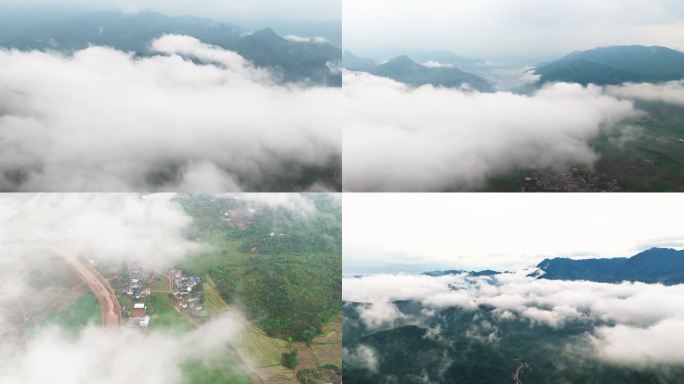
[343,71,638,191]
[344,273,684,365]
[607,80,684,106]
[0,311,249,384]
[0,35,340,191]
[0,193,195,267]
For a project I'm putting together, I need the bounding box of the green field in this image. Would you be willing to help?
[145,292,193,332]
[149,274,170,292]
[31,292,100,335]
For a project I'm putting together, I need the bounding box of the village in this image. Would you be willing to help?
[520,168,623,192]
[115,264,206,329]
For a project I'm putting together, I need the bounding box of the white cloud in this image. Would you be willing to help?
[520,68,541,84]
[0,35,340,191]
[0,194,195,268]
[356,301,403,329]
[0,311,249,384]
[343,344,379,373]
[591,319,684,366]
[422,61,454,68]
[606,80,684,106]
[343,273,684,365]
[223,192,328,214]
[343,71,638,191]
[284,35,330,44]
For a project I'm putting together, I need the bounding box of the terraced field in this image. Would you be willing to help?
[204,275,294,384]
[307,317,342,368]
[292,317,342,383]
[203,275,232,317]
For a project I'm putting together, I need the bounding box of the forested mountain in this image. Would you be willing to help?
[343,301,684,383]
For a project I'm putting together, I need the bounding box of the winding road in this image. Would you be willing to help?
[64,258,121,327]
[513,362,529,384]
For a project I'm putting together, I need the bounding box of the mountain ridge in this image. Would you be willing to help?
[535,45,684,85]
[0,10,341,86]
[533,247,684,285]
[343,51,493,91]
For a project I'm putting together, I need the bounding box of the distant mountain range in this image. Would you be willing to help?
[345,45,684,89]
[0,10,341,86]
[419,247,684,285]
[533,247,684,285]
[343,51,493,91]
[422,269,500,277]
[535,45,684,85]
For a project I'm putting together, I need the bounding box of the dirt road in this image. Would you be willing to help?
[64,258,121,327]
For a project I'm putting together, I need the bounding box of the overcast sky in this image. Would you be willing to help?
[344,0,684,64]
[344,194,684,274]
[0,0,340,22]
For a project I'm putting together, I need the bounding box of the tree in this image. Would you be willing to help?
[281,349,298,369]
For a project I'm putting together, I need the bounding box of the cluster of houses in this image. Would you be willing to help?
[119,265,206,329]
[170,268,204,313]
[123,266,151,329]
[123,266,151,300]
